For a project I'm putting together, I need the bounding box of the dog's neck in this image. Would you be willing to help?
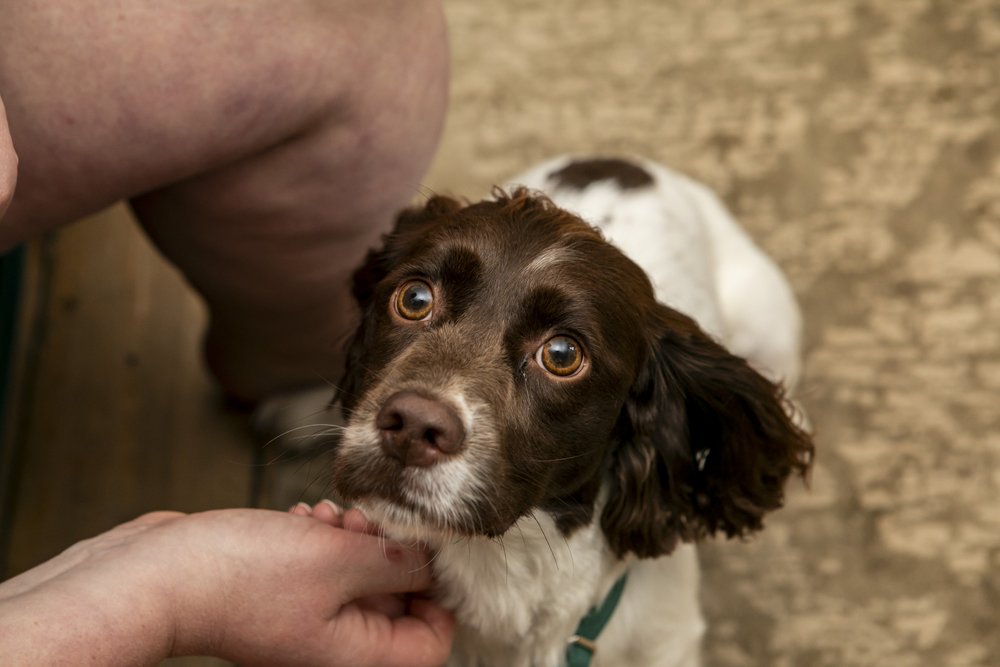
[431,511,629,667]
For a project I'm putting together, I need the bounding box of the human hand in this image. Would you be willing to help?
[168,506,453,666]
[0,94,16,221]
[289,500,427,620]
[0,506,453,667]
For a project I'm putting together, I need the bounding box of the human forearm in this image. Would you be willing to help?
[0,574,173,665]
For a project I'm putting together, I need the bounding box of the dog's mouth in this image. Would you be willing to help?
[332,421,510,542]
[338,485,510,548]
[346,497,462,546]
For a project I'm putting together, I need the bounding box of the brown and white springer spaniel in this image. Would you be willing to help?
[329,156,813,667]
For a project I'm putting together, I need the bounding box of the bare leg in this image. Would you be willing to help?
[0,96,14,220]
[0,0,448,401]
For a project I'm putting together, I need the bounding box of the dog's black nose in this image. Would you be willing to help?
[375,391,466,467]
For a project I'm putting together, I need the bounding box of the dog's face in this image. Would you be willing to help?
[333,191,812,558]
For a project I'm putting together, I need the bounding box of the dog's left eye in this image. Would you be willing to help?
[536,335,584,377]
[395,280,434,320]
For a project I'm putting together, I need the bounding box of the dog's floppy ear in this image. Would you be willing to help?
[602,304,813,558]
[339,195,463,413]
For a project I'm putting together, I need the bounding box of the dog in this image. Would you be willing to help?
[330,156,813,667]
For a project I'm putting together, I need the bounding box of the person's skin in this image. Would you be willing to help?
[0,0,449,402]
[0,502,454,666]
[0,95,15,221]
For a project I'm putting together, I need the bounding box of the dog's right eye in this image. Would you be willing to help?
[537,335,584,377]
[394,280,434,321]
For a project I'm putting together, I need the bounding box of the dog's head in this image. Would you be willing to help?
[332,189,812,558]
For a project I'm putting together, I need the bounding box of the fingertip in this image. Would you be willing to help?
[289,502,311,516]
[320,498,344,515]
[311,499,344,526]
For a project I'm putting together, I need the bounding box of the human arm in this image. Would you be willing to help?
[0,507,452,666]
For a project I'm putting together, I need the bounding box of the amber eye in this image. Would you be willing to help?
[537,335,584,377]
[394,280,434,320]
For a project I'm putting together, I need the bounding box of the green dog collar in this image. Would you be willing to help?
[565,573,629,667]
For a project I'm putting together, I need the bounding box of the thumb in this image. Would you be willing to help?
[331,529,435,599]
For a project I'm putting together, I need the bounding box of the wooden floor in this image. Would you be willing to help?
[3,207,249,575]
[0,206,329,666]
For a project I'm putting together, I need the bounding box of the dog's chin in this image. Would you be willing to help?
[350,497,473,548]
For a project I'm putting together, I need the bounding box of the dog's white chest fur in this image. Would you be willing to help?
[433,513,620,667]
[427,513,703,667]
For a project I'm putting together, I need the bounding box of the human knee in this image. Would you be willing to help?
[0,96,18,226]
[185,0,449,240]
[309,0,450,195]
[280,0,449,141]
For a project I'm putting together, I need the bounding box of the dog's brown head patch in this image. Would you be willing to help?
[548,157,654,191]
[334,189,812,556]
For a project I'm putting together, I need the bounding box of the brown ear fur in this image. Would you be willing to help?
[338,196,463,413]
[602,305,813,558]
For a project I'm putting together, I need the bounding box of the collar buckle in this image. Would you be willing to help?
[567,634,598,655]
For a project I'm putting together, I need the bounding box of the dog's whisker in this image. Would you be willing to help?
[301,464,340,507]
[284,430,338,443]
[289,401,340,426]
[560,533,576,576]
[410,546,443,575]
[279,430,344,449]
[522,450,599,463]
[259,448,299,467]
[528,511,559,572]
[378,523,389,559]
[415,183,440,200]
[498,534,510,586]
[261,422,344,450]
[514,520,529,553]
[309,369,348,396]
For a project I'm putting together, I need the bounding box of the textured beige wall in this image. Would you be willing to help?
[429,1,1000,665]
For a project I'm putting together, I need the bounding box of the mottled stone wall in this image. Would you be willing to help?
[428,1,1000,664]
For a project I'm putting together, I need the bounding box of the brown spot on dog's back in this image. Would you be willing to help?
[548,158,654,190]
